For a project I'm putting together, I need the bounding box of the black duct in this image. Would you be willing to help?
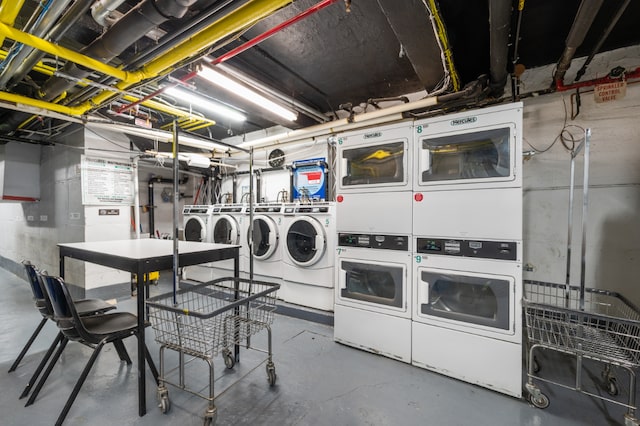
[488,0,512,97]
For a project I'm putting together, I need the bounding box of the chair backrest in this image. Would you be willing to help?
[41,274,84,341]
[22,261,52,319]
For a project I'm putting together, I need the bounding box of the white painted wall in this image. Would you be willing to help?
[521,84,640,305]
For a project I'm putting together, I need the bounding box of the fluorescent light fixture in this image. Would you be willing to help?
[165,86,246,122]
[198,67,298,122]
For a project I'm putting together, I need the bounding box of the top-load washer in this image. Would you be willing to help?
[281,201,335,311]
[335,121,413,235]
[246,203,283,282]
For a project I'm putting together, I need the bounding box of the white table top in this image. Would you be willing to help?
[58,239,239,260]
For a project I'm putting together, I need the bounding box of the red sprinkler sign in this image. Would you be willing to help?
[594,81,626,103]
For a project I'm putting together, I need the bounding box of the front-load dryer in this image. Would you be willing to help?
[281,202,335,311]
[246,203,283,282]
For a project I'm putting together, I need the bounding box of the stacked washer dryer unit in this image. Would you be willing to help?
[334,121,414,363]
[411,102,524,397]
[246,203,284,283]
[281,201,336,311]
[182,205,216,281]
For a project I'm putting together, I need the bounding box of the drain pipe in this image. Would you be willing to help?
[553,0,604,85]
[488,0,512,98]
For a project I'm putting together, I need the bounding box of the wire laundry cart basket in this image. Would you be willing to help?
[524,280,640,425]
[147,277,279,426]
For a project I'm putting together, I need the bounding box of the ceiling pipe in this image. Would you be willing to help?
[574,0,631,82]
[4,0,94,91]
[91,0,127,27]
[553,0,604,85]
[116,0,339,117]
[556,66,640,92]
[0,0,74,89]
[0,0,294,133]
[488,0,512,98]
[0,0,26,48]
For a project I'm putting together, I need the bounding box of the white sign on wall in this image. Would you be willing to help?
[81,155,134,205]
[594,81,627,103]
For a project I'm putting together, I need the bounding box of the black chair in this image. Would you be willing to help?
[9,261,117,399]
[40,274,157,426]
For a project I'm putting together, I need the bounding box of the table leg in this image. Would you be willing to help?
[137,264,146,416]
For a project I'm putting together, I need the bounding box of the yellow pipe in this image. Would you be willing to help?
[0,90,87,116]
[0,21,130,82]
[122,95,216,125]
[81,0,293,112]
[0,0,26,47]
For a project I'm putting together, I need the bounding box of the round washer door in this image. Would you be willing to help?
[285,216,326,266]
[184,216,206,242]
[249,215,278,260]
[212,215,239,245]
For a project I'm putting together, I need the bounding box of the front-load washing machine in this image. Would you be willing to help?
[182,205,215,282]
[281,201,335,311]
[246,203,283,282]
[197,204,246,280]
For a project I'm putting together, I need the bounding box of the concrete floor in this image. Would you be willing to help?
[0,267,636,426]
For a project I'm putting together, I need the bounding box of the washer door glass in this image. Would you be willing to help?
[213,215,238,244]
[250,216,278,259]
[286,217,326,266]
[420,271,511,330]
[184,217,204,242]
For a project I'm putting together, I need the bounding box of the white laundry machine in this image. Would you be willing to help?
[246,203,283,282]
[335,121,413,235]
[334,232,412,363]
[412,102,523,240]
[412,238,523,397]
[199,204,245,280]
[281,201,335,311]
[181,205,215,282]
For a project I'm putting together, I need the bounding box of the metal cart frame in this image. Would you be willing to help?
[147,277,279,426]
[524,128,640,425]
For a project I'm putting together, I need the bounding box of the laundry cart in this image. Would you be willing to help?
[146,277,279,425]
[524,280,640,425]
[524,129,640,426]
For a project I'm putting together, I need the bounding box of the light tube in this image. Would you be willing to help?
[165,86,246,122]
[198,66,298,122]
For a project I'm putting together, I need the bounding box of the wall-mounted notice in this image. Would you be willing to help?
[81,156,134,205]
[292,158,326,201]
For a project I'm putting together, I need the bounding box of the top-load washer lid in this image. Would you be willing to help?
[213,215,240,245]
[285,216,326,266]
[184,216,206,242]
[250,215,278,260]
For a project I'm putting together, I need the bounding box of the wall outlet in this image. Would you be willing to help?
[26,215,34,221]
[40,215,48,222]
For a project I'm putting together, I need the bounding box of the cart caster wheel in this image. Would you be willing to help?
[606,377,619,396]
[159,395,171,414]
[203,407,217,426]
[529,392,550,409]
[222,349,235,369]
[266,363,277,386]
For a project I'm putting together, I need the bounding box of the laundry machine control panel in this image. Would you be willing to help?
[416,238,517,261]
[339,233,409,251]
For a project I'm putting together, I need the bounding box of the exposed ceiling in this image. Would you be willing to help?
[0,0,638,148]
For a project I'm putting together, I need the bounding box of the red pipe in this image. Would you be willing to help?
[117,0,340,114]
[555,67,640,92]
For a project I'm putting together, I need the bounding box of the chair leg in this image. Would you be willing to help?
[54,341,105,426]
[8,318,48,373]
[25,337,69,407]
[19,332,64,399]
[143,340,159,384]
[112,340,132,364]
